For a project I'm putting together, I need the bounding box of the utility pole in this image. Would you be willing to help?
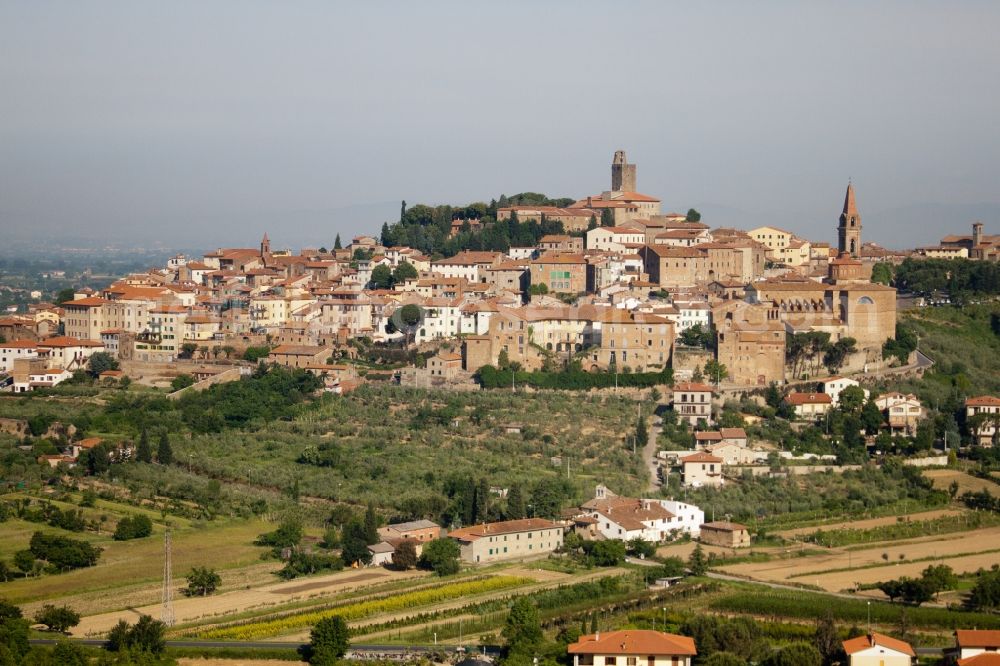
[162,529,175,626]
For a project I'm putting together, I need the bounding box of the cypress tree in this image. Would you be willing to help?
[136,428,152,463]
[333,233,342,250]
[363,501,379,544]
[157,432,173,465]
[506,484,526,520]
[476,477,490,522]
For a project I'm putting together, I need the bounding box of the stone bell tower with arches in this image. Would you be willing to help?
[838,182,862,258]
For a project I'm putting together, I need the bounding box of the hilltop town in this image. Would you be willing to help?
[1,153,1000,666]
[0,151,941,390]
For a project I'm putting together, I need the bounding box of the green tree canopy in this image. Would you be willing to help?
[33,605,80,633]
[308,615,350,666]
[418,538,460,576]
[87,352,119,377]
[185,566,222,597]
[503,597,543,657]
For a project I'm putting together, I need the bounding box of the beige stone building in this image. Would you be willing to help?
[747,256,897,350]
[496,206,596,233]
[539,235,584,252]
[787,392,833,419]
[748,225,796,258]
[63,297,110,340]
[680,451,724,487]
[426,351,463,380]
[715,305,786,386]
[672,382,714,427]
[481,261,528,294]
[589,310,673,372]
[699,521,751,548]
[529,254,588,294]
[267,344,331,369]
[377,519,442,544]
[447,518,563,564]
[966,395,1000,446]
[875,392,925,436]
[134,305,188,361]
[640,241,766,289]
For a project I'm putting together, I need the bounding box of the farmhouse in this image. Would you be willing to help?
[447,518,563,564]
[699,521,751,548]
[377,519,442,544]
[568,630,697,666]
[578,486,702,542]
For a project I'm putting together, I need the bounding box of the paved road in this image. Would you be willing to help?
[644,415,664,492]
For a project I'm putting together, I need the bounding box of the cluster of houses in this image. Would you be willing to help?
[2,151,910,394]
[361,485,755,570]
[465,624,1000,665]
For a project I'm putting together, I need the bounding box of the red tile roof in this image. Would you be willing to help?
[787,392,832,405]
[682,451,723,464]
[673,382,714,393]
[955,630,1000,648]
[959,654,1000,666]
[967,396,1000,408]
[447,518,559,541]
[63,297,109,307]
[0,340,38,349]
[842,632,915,657]
[38,336,103,348]
[569,630,695,657]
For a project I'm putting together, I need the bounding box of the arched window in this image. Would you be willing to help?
[858,296,874,305]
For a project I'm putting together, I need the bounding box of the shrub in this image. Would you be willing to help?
[112,514,153,541]
[28,532,100,571]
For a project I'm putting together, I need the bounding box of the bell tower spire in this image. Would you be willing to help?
[837,182,862,258]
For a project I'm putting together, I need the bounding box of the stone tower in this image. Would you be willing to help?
[838,182,862,258]
[973,222,984,247]
[611,150,636,193]
[260,232,271,257]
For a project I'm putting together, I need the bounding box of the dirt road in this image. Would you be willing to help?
[74,568,427,637]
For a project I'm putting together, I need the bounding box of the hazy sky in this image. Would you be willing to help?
[1,1,998,250]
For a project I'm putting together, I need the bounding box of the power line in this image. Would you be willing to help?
[161,529,175,627]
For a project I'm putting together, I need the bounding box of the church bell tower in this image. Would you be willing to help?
[838,182,862,258]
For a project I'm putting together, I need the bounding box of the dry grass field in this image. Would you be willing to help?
[776,508,965,538]
[3,515,271,608]
[720,524,1000,593]
[924,469,999,495]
